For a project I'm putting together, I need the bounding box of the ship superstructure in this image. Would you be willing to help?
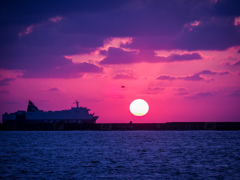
[2,100,98,124]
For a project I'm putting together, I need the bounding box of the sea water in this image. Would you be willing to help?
[1,131,240,179]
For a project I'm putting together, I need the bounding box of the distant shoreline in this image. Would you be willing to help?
[1,122,240,131]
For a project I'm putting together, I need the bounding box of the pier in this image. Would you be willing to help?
[1,122,240,131]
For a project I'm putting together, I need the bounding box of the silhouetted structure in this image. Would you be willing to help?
[2,100,98,125]
[1,122,240,131]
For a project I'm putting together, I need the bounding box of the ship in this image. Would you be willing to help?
[2,100,98,124]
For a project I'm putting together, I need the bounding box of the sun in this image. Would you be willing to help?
[130,99,149,116]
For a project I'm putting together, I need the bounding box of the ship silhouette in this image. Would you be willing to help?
[2,100,98,124]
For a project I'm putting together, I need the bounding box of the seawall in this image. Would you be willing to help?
[1,122,240,131]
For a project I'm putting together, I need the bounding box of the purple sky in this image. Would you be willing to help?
[0,0,240,123]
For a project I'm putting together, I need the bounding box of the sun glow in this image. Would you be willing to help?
[130,99,149,116]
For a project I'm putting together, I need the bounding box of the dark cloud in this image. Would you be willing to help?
[180,74,204,81]
[126,21,240,51]
[100,48,137,64]
[173,88,189,95]
[157,70,228,81]
[1,0,240,77]
[146,86,165,95]
[219,71,230,75]
[0,78,15,85]
[186,92,214,99]
[182,70,228,81]
[168,53,202,61]
[228,90,240,97]
[47,88,61,92]
[233,61,240,66]
[100,48,202,64]
[238,49,240,53]
[99,50,108,56]
[198,70,217,75]
[0,0,129,26]
[2,0,238,49]
[0,90,10,94]
[222,60,240,67]
[22,61,103,78]
[112,73,136,80]
[156,75,176,81]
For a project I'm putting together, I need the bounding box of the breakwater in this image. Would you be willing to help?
[1,122,240,131]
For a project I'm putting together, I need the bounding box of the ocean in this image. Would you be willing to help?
[1,131,240,179]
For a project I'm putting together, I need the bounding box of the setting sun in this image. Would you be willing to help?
[130,99,149,116]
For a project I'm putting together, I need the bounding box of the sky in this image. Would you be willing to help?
[0,0,240,123]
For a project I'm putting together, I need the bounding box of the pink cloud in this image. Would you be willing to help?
[112,73,136,80]
[49,16,63,23]
[234,16,240,26]
[18,25,34,37]
[184,21,200,31]
[148,87,165,91]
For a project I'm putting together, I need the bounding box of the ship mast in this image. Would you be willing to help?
[74,100,79,108]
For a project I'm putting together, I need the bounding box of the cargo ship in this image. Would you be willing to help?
[2,100,98,124]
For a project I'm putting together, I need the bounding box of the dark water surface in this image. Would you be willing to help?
[1,131,240,179]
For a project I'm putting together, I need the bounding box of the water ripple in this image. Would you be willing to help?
[0,131,240,179]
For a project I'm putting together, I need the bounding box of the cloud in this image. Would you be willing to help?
[1,0,240,81]
[233,60,240,66]
[180,74,205,81]
[22,61,103,78]
[228,90,240,97]
[1,0,240,53]
[145,86,165,95]
[222,60,240,67]
[173,88,189,95]
[0,90,10,94]
[180,70,229,81]
[156,70,228,81]
[47,88,61,92]
[0,78,15,86]
[112,73,136,80]
[18,25,34,37]
[168,53,202,61]
[100,48,137,64]
[219,71,230,75]
[186,92,214,99]
[100,47,202,64]
[148,87,165,91]
[156,75,176,81]
[49,16,63,23]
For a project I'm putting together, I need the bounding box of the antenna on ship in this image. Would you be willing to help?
[74,100,79,108]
